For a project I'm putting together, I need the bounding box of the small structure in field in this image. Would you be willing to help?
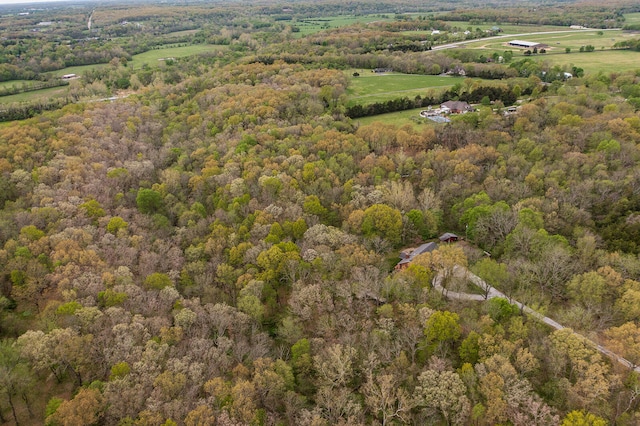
[508,40,548,49]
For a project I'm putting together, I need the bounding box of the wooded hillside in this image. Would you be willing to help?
[2,1,640,425]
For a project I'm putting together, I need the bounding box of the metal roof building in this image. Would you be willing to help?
[508,40,548,49]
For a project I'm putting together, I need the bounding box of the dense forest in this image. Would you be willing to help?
[3,0,640,425]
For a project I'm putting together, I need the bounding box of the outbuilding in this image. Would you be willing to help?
[508,40,548,49]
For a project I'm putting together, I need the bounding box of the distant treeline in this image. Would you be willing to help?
[346,85,524,118]
[444,6,624,29]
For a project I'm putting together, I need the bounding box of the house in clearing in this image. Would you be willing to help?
[441,100,474,114]
[508,40,548,49]
[395,242,438,270]
[439,232,459,243]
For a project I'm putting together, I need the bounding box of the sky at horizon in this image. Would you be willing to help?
[0,0,92,5]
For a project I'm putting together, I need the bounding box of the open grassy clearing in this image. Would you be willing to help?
[0,85,68,105]
[440,21,573,34]
[0,80,34,90]
[165,29,200,37]
[624,13,640,25]
[45,44,226,78]
[293,14,396,36]
[354,106,436,128]
[346,72,461,106]
[459,29,640,74]
[127,44,225,68]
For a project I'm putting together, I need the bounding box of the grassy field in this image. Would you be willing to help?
[346,72,461,106]
[45,44,226,78]
[1,44,225,104]
[457,29,640,74]
[0,80,34,90]
[624,13,640,25]
[354,106,435,128]
[293,14,396,36]
[0,86,69,105]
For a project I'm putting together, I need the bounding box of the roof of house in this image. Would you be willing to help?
[439,232,458,241]
[397,242,438,266]
[441,101,473,111]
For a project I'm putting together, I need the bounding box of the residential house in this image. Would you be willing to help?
[395,242,438,270]
[439,232,459,243]
[441,100,474,114]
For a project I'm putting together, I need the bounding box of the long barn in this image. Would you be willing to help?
[508,40,548,49]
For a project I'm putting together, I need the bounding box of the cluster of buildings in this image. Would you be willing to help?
[420,100,474,122]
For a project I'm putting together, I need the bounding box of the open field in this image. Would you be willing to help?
[0,80,34,90]
[165,29,200,37]
[293,14,396,36]
[45,44,226,78]
[457,29,640,74]
[354,106,435,128]
[346,72,461,106]
[0,86,68,105]
[441,22,573,34]
[625,13,640,25]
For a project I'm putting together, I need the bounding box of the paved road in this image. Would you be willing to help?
[433,265,640,372]
[431,28,619,51]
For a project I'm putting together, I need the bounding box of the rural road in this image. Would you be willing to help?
[430,28,620,51]
[433,265,640,372]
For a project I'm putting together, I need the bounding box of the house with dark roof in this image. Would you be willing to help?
[395,242,438,270]
[439,232,459,243]
[441,101,474,114]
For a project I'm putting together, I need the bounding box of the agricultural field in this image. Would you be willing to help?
[346,72,461,106]
[624,12,640,25]
[0,80,34,90]
[0,44,227,105]
[0,85,68,105]
[292,14,396,36]
[45,44,226,78]
[459,29,640,74]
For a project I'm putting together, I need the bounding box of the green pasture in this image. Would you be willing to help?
[354,106,435,128]
[458,29,640,74]
[0,80,34,90]
[165,29,200,37]
[439,21,572,35]
[624,13,640,25]
[0,86,68,105]
[347,72,460,106]
[293,14,396,36]
[128,44,225,68]
[46,44,226,78]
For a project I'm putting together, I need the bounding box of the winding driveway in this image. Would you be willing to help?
[433,265,640,372]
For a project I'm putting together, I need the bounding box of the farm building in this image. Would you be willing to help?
[508,40,548,49]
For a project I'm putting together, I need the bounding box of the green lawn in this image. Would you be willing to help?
[353,106,436,128]
[347,72,460,106]
[0,86,69,105]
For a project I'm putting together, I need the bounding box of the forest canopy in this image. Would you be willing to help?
[2,0,640,425]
